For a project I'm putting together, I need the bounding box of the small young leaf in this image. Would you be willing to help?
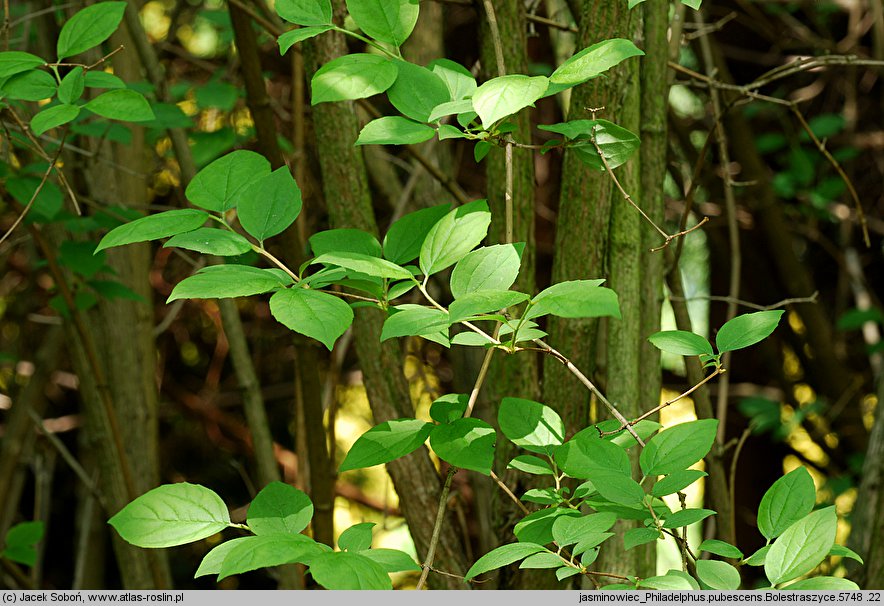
[275,0,333,26]
[247,481,313,536]
[662,508,716,529]
[270,288,353,350]
[428,99,474,122]
[108,483,230,548]
[168,266,288,302]
[57,67,85,104]
[428,393,468,424]
[550,38,644,87]
[236,167,302,241]
[0,51,45,78]
[699,539,743,559]
[526,280,619,320]
[339,419,433,472]
[743,545,770,566]
[464,543,547,580]
[474,140,491,163]
[624,527,661,551]
[359,548,421,573]
[386,60,450,122]
[278,26,333,54]
[338,522,374,553]
[498,397,564,455]
[345,0,419,47]
[306,551,392,590]
[716,310,785,353]
[31,104,80,136]
[429,418,496,475]
[218,534,323,580]
[757,466,816,540]
[781,577,860,590]
[356,116,435,145]
[95,209,209,252]
[57,2,127,60]
[648,330,714,357]
[383,203,450,264]
[507,455,555,476]
[471,75,548,128]
[449,244,522,299]
[696,560,741,590]
[639,418,718,475]
[650,470,707,497]
[310,229,382,257]
[164,228,252,256]
[829,544,864,565]
[765,506,837,585]
[2,522,44,567]
[419,200,491,277]
[186,150,271,212]
[521,488,561,505]
[2,70,56,101]
[311,54,397,104]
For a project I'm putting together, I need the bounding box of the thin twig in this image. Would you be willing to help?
[628,368,724,426]
[489,470,529,515]
[669,291,818,311]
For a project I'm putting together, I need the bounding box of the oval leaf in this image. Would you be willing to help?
[757,466,816,540]
[381,305,448,342]
[639,419,718,475]
[339,418,433,472]
[450,244,522,300]
[96,209,209,252]
[716,310,785,353]
[386,60,450,122]
[472,74,548,128]
[345,0,419,47]
[464,543,546,580]
[356,116,435,145]
[696,559,741,590]
[419,199,491,277]
[186,150,271,212]
[383,203,450,264]
[2,70,57,101]
[648,330,713,356]
[236,167,302,241]
[270,287,353,350]
[311,54,397,104]
[429,418,495,475]
[85,89,154,122]
[699,539,743,559]
[550,38,644,86]
[57,1,127,60]
[306,551,392,590]
[247,481,313,536]
[164,228,252,256]
[31,104,80,136]
[218,534,323,580]
[278,26,334,54]
[526,280,620,320]
[498,397,564,455]
[275,0,332,25]
[662,508,716,529]
[312,251,413,281]
[360,548,421,573]
[0,51,46,78]
[169,265,288,302]
[765,506,837,585]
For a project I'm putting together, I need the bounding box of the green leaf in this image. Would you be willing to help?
[0,51,45,79]
[428,99,474,122]
[339,419,433,472]
[1,70,56,101]
[306,551,392,590]
[639,418,718,475]
[247,481,313,536]
[474,140,491,163]
[596,419,662,448]
[381,305,448,342]
[386,60,450,122]
[236,167,302,241]
[472,75,548,128]
[550,38,644,86]
[526,279,620,320]
[310,229,382,257]
[6,176,62,222]
[383,203,450,264]
[716,310,784,353]
[464,542,546,580]
[699,539,743,559]
[164,228,252,256]
[356,116,435,145]
[338,522,374,552]
[84,70,126,89]
[96,209,209,252]
[648,330,714,356]
[624,527,661,551]
[557,566,583,581]
[429,418,495,475]
[419,200,491,276]
[270,288,353,350]
[313,251,413,281]
[640,571,698,590]
[449,244,522,299]
[57,1,127,60]
[311,54,397,104]
[651,470,708,499]
[757,467,816,540]
[359,548,421,573]
[681,0,702,9]
[429,58,477,100]
[557,429,630,477]
[662,508,715,529]
[218,534,322,580]
[345,0,419,47]
[765,506,837,585]
[829,544,864,565]
[448,290,529,324]
[571,121,640,171]
[520,551,563,569]
[278,26,333,54]
[31,104,80,136]
[507,455,555,476]
[514,508,581,545]
[186,150,271,212]
[57,67,85,104]
[275,0,332,26]
[782,577,860,590]
[2,522,44,566]
[498,397,564,455]
[194,80,239,112]
[743,545,770,566]
[168,265,288,302]
[108,483,230,548]
[551,512,617,547]
[428,394,467,424]
[59,241,107,278]
[521,488,561,505]
[194,537,250,578]
[627,0,646,7]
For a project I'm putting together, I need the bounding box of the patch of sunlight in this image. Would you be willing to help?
[793,383,815,405]
[177,21,219,58]
[787,310,805,335]
[659,389,697,427]
[862,393,877,431]
[782,346,802,381]
[783,455,823,497]
[783,414,829,467]
[669,85,705,120]
[231,108,254,137]
[404,353,440,420]
[141,1,170,42]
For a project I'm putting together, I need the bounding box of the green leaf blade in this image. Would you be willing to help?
[419,200,491,277]
[383,203,450,264]
[527,280,620,320]
[31,104,80,136]
[85,89,155,122]
[757,467,816,540]
[765,506,837,585]
[168,266,288,302]
[306,551,392,590]
[0,51,46,78]
[498,397,564,455]
[356,116,436,145]
[218,534,323,580]
[275,0,333,26]
[311,54,397,105]
[450,244,522,299]
[464,543,546,580]
[639,419,718,475]
[96,209,209,252]
[550,38,644,86]
[164,228,252,256]
[345,0,419,47]
[472,75,548,128]
[339,419,433,472]
[429,418,496,475]
[716,310,785,353]
[247,481,314,536]
[648,330,713,356]
[57,1,127,60]
[186,150,271,212]
[236,167,302,241]
[269,288,353,350]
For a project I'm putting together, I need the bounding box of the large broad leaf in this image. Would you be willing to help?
[639,419,718,475]
[356,116,435,146]
[624,527,662,551]
[57,67,85,104]
[648,330,714,357]
[383,203,450,264]
[31,104,80,136]
[498,397,564,455]
[310,229,382,257]
[278,26,334,54]
[386,60,450,122]
[108,483,229,548]
[765,506,837,585]
[168,265,288,302]
[312,251,413,281]
[247,482,313,536]
[557,429,631,477]
[716,310,784,353]
[550,38,644,86]
[306,551,392,590]
[464,543,546,580]
[163,228,252,256]
[472,74,548,128]
[345,0,419,47]
[339,419,433,472]
[338,522,374,552]
[311,54,397,104]
[359,548,421,573]
[526,280,620,320]
[448,290,529,325]
[236,167,302,242]
[419,200,491,276]
[269,288,353,350]
[429,418,496,475]
[95,209,209,252]
[195,537,251,578]
[85,89,154,122]
[757,467,816,540]
[381,305,448,342]
[551,512,617,547]
[56,1,126,60]
[186,150,271,212]
[449,244,522,299]
[275,0,332,25]
[218,534,323,580]
[0,51,46,79]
